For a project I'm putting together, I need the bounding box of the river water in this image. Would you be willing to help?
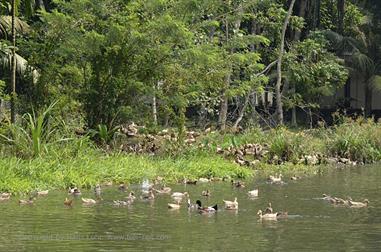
[0,165,380,251]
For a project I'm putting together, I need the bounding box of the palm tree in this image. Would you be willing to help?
[1,0,35,123]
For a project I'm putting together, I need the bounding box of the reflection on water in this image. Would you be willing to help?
[1,165,381,251]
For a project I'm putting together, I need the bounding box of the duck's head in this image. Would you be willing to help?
[184,192,189,197]
[196,200,202,208]
[257,210,262,215]
[322,194,328,197]
[234,197,238,202]
[268,202,272,207]
[364,199,370,204]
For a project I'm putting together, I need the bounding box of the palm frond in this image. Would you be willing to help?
[0,15,30,38]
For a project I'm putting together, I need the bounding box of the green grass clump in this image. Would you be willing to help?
[325,118,381,163]
[0,153,252,194]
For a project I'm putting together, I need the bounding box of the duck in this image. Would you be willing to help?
[265,202,273,214]
[322,193,334,201]
[141,189,155,200]
[0,195,10,201]
[257,209,278,220]
[64,198,73,206]
[268,174,283,183]
[119,183,128,191]
[113,199,133,206]
[248,189,259,197]
[198,178,210,183]
[168,202,181,209]
[19,197,35,205]
[182,179,197,185]
[37,190,49,196]
[1,192,11,198]
[154,187,172,194]
[196,200,218,214]
[201,190,211,197]
[68,187,82,196]
[276,211,288,219]
[94,184,101,196]
[231,180,245,188]
[223,197,238,210]
[331,197,351,205]
[126,191,136,201]
[154,176,164,185]
[348,199,369,208]
[141,179,154,191]
[81,198,97,205]
[187,199,199,210]
[171,192,189,199]
[290,175,301,181]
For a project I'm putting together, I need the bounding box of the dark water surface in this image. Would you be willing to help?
[1,165,381,251]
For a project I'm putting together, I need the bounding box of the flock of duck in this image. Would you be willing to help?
[0,173,370,220]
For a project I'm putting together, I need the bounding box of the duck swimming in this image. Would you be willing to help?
[168,202,181,209]
[265,202,273,214]
[231,180,245,188]
[81,198,97,205]
[348,199,369,208]
[113,199,133,206]
[154,187,172,194]
[248,189,259,197]
[64,198,73,206]
[19,196,35,205]
[257,210,278,220]
[68,187,81,196]
[126,191,136,201]
[196,200,218,214]
[171,192,189,198]
[94,184,101,196]
[223,197,238,210]
[201,190,211,197]
[141,188,155,200]
[37,190,49,196]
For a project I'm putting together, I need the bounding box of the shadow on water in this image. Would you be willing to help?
[0,165,381,251]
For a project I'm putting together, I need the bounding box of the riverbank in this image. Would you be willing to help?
[1,117,380,194]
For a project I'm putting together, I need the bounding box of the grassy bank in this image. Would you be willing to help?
[1,117,381,194]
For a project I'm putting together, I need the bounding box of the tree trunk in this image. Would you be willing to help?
[233,94,250,130]
[276,0,296,126]
[313,0,321,30]
[294,0,307,40]
[219,17,231,131]
[337,0,345,34]
[152,91,157,126]
[218,74,230,130]
[365,81,372,117]
[10,0,16,124]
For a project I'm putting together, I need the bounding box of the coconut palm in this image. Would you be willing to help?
[324,29,381,117]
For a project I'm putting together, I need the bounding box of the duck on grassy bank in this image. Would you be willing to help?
[37,190,49,196]
[0,193,11,201]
